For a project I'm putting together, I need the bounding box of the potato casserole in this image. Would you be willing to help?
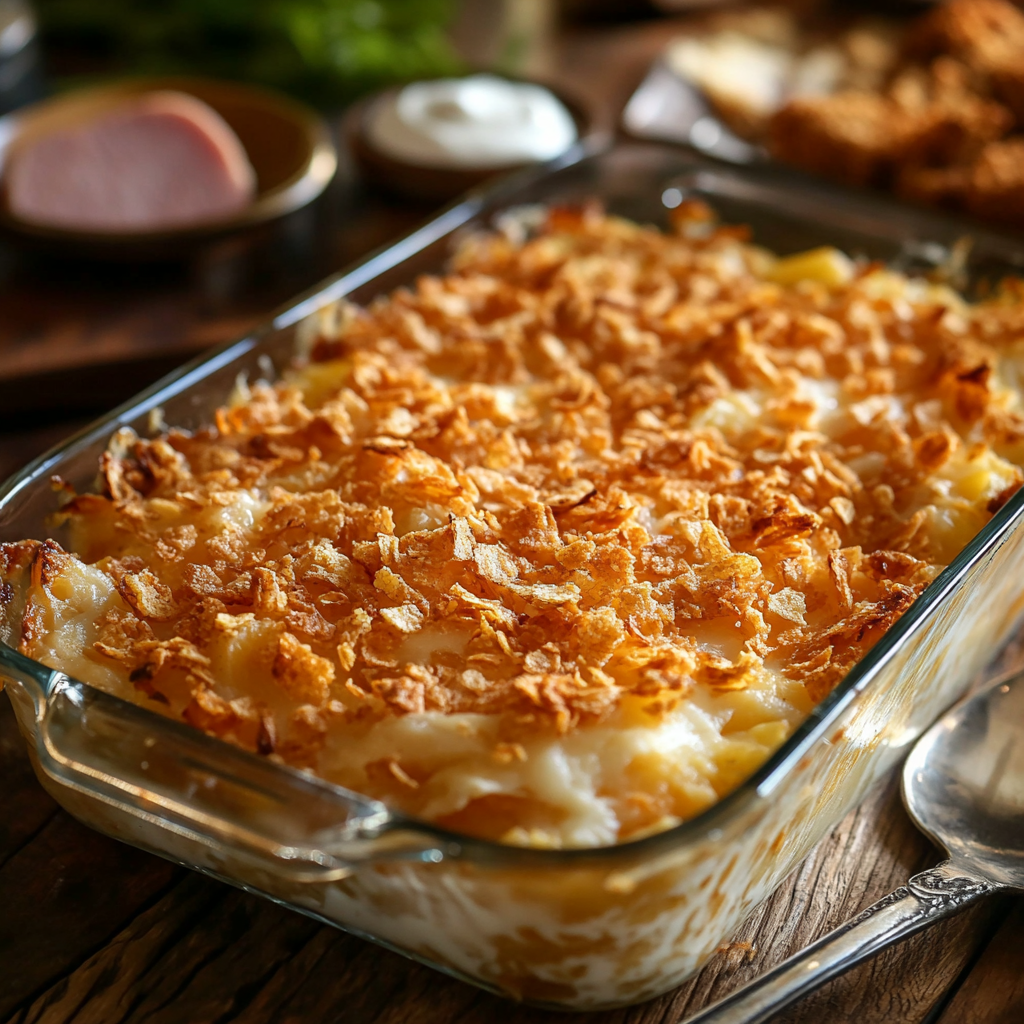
[4,201,1023,851]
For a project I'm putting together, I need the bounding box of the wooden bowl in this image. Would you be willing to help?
[0,77,338,257]
[345,79,593,204]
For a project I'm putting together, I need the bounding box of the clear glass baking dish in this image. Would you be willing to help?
[3,141,1024,1011]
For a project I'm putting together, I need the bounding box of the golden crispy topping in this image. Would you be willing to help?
[11,203,1024,843]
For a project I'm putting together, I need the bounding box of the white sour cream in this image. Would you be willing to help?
[366,74,578,170]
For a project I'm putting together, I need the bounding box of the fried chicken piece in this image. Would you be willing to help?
[891,55,985,111]
[965,137,1024,226]
[905,0,1024,72]
[841,23,901,93]
[904,0,1024,123]
[993,65,1024,125]
[915,102,1011,166]
[772,47,1013,198]
[769,92,919,187]
[890,58,1012,166]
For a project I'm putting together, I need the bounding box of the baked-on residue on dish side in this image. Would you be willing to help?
[4,202,1024,847]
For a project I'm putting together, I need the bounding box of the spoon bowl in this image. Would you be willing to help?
[905,672,1024,888]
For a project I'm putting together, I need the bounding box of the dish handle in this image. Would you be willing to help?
[0,642,448,882]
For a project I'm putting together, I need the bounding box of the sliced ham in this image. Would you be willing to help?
[5,90,258,232]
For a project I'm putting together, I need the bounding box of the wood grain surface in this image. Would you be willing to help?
[2,13,1024,1024]
[0,177,428,424]
[936,900,1024,1024]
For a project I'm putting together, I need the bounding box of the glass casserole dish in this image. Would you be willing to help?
[3,142,1024,1011]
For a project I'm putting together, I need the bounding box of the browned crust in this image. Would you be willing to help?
[6,205,1024,820]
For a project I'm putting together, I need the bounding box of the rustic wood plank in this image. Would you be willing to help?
[0,768,181,1018]
[2,610,185,1021]
[0,152,429,422]
[0,766,1000,1024]
[934,899,1024,1024]
[542,16,681,133]
[0,258,262,421]
[8,876,315,1024]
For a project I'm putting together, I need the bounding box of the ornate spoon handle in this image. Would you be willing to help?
[683,861,998,1024]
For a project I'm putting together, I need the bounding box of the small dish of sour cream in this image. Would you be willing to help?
[367,74,578,170]
[349,74,587,201]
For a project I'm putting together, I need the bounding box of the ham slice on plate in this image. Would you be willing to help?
[4,90,258,233]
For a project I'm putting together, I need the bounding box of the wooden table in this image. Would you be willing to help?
[1,15,1023,1024]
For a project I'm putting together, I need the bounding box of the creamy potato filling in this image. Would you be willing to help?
[3,204,1024,848]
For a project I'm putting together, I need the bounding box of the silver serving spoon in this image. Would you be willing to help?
[685,670,1024,1024]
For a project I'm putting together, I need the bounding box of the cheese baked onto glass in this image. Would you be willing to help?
[4,202,1023,849]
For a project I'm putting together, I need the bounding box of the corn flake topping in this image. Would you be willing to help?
[6,203,1024,846]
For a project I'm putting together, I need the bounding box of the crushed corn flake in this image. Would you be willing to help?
[4,202,1024,847]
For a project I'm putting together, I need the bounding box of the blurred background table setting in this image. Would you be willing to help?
[1,2,1024,1023]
